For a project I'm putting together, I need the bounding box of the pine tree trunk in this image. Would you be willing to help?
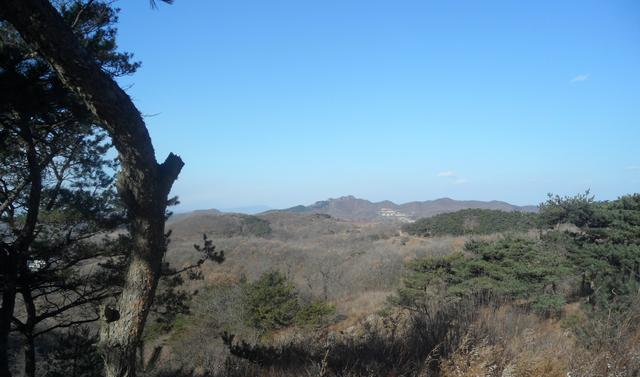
[99,217,166,377]
[21,290,37,377]
[0,2,184,376]
[0,276,17,377]
[0,125,43,377]
[22,335,35,377]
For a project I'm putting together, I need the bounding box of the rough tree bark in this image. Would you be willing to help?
[0,1,184,376]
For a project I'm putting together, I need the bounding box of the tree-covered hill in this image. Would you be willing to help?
[403,208,539,237]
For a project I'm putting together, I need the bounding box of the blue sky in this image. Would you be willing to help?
[114,0,640,211]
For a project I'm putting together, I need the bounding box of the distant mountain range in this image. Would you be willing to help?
[170,196,537,223]
[276,195,538,221]
[220,205,272,215]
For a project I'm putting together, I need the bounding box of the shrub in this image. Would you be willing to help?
[531,294,566,318]
[395,238,571,311]
[242,271,300,333]
[545,193,640,311]
[242,271,336,333]
[294,300,335,328]
[538,190,596,228]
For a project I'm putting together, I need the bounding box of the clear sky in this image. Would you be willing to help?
[114,0,640,211]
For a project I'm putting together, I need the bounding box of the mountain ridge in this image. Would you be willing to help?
[171,195,538,223]
[276,195,538,221]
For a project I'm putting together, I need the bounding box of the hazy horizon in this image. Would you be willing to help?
[113,0,639,211]
[174,191,626,213]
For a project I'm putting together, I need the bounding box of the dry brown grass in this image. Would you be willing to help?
[441,305,573,377]
[441,300,640,377]
[330,290,392,331]
[568,302,640,377]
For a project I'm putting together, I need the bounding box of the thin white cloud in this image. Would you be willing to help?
[571,74,589,83]
[437,171,469,185]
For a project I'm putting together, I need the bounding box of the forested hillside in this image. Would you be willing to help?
[403,208,539,236]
